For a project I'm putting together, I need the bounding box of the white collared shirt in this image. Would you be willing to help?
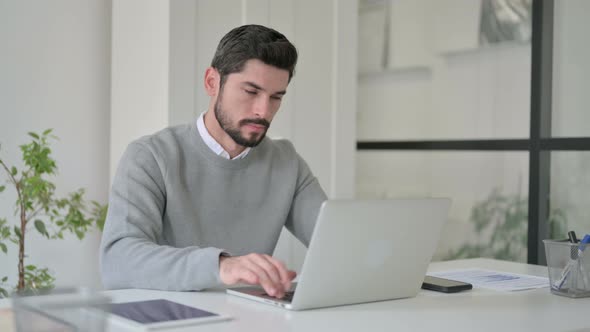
[196,112,251,160]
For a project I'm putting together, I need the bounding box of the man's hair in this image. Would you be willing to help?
[211,24,298,87]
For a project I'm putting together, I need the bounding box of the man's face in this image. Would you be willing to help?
[213,59,290,147]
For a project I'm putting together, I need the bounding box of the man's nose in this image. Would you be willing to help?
[253,96,272,118]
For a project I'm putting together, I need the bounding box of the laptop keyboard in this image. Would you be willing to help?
[281,291,295,301]
[263,290,295,302]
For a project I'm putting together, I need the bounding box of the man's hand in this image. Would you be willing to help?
[219,253,296,298]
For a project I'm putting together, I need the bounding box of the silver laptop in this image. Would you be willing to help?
[226,198,451,310]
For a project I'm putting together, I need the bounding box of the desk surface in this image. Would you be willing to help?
[3,258,590,332]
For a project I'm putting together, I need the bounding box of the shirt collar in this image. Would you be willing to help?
[196,112,251,160]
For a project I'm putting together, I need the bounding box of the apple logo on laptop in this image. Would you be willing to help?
[365,240,393,269]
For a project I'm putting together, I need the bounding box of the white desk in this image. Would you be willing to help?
[3,258,590,332]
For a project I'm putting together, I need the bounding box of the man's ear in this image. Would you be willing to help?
[204,67,220,97]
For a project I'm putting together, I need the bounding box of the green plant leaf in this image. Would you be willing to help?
[28,132,40,139]
[34,220,49,238]
[0,243,6,254]
[0,288,8,298]
[11,166,17,176]
[13,226,22,239]
[22,265,55,292]
[1,276,7,282]
[43,129,53,136]
[92,201,108,231]
[0,185,5,193]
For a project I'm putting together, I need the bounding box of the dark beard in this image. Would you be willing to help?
[213,92,270,148]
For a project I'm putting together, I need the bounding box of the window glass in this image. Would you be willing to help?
[356,151,529,262]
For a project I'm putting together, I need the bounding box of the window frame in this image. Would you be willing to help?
[356,0,590,265]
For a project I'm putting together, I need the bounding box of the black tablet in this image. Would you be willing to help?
[107,299,231,330]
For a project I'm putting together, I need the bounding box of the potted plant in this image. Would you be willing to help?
[0,130,106,297]
[443,187,568,261]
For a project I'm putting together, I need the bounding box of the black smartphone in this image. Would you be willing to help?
[422,275,473,293]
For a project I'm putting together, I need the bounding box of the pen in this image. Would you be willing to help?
[580,234,590,248]
[554,234,590,291]
[568,231,578,259]
[568,231,578,244]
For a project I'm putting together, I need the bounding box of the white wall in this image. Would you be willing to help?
[110,0,171,179]
[0,0,111,289]
[169,0,198,127]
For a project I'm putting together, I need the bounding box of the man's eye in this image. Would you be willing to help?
[245,90,257,95]
[271,96,283,101]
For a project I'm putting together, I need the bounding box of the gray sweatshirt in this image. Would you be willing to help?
[99,122,327,291]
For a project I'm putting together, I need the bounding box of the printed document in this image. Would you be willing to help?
[428,268,549,291]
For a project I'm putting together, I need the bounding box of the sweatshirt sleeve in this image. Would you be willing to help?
[99,141,225,291]
[284,153,328,247]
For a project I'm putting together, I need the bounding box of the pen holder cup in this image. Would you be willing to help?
[543,239,590,298]
[11,288,111,332]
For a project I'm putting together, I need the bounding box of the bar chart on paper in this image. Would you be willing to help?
[428,269,549,291]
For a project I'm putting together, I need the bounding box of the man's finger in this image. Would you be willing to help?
[266,257,293,290]
[242,258,280,297]
[248,254,284,290]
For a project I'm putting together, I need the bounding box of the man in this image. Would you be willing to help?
[100,25,327,299]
